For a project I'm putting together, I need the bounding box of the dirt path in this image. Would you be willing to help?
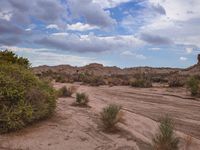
[0,83,200,150]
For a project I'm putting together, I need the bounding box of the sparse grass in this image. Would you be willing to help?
[152,116,179,150]
[58,86,76,97]
[74,92,89,106]
[100,104,124,131]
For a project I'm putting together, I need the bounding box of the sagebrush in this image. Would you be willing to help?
[58,86,76,97]
[100,104,124,131]
[75,92,89,106]
[152,116,179,150]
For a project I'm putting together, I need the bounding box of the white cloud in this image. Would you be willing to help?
[0,46,108,67]
[46,24,59,30]
[67,22,99,31]
[180,56,187,61]
[121,51,146,59]
[52,32,69,36]
[138,0,200,48]
[25,28,32,31]
[68,0,116,27]
[149,47,161,51]
[93,0,132,8]
[186,47,193,54]
[0,12,12,21]
[149,0,200,21]
[37,33,145,53]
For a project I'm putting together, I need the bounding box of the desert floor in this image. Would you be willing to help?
[0,83,200,150]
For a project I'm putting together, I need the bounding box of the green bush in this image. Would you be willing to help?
[152,116,179,150]
[131,79,152,88]
[0,50,30,68]
[100,104,124,131]
[58,86,76,97]
[0,63,56,133]
[75,92,89,106]
[187,77,199,96]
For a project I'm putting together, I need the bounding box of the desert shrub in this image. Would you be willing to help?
[131,79,152,88]
[82,75,105,86]
[0,62,56,133]
[187,76,200,96]
[89,76,105,86]
[75,92,89,106]
[152,116,179,150]
[168,77,184,87]
[100,104,124,131]
[0,50,30,68]
[58,86,76,97]
[55,75,66,83]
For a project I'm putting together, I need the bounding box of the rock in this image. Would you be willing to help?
[198,54,200,64]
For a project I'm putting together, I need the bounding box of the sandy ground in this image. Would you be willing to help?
[0,83,200,150]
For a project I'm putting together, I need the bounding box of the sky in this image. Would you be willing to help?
[0,0,200,68]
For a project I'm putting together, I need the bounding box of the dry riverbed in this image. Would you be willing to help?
[0,83,200,150]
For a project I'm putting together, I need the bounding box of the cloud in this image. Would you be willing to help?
[186,47,193,54]
[0,0,66,24]
[67,0,116,27]
[151,3,166,15]
[149,47,161,51]
[46,24,59,30]
[0,36,21,46]
[0,12,12,21]
[67,22,99,31]
[180,57,187,61]
[92,0,132,8]
[36,33,144,53]
[0,20,24,35]
[121,50,146,59]
[0,46,108,67]
[139,33,173,45]
[134,0,200,49]
[149,0,200,21]
[25,28,32,31]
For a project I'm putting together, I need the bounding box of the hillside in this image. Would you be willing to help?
[33,63,180,76]
[33,54,200,77]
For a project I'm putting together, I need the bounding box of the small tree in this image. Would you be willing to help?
[0,50,30,68]
[152,116,179,150]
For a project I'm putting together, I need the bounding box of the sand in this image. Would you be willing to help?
[0,83,200,150]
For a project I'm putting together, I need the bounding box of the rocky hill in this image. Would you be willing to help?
[33,63,180,76]
[33,54,200,80]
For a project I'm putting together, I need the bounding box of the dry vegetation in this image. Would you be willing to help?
[73,92,89,106]
[57,86,76,97]
[152,116,179,150]
[1,51,200,150]
[100,104,124,131]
